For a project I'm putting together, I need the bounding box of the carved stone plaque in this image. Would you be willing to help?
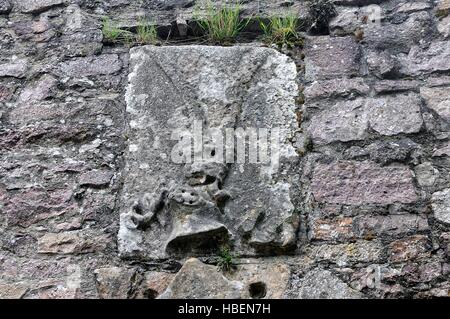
[119,46,300,260]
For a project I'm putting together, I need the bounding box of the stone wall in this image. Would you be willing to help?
[0,0,449,299]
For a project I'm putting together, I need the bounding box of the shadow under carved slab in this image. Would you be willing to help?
[118,46,300,260]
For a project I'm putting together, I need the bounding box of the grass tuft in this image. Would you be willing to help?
[102,18,130,43]
[195,1,249,44]
[260,14,302,48]
[102,17,159,46]
[136,19,158,45]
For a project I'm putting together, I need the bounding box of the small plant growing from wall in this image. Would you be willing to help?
[102,17,159,46]
[136,19,158,45]
[436,4,449,18]
[194,1,249,44]
[307,0,337,34]
[260,14,303,48]
[217,246,235,273]
[102,17,133,44]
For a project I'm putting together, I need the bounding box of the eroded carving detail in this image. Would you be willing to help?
[122,160,231,256]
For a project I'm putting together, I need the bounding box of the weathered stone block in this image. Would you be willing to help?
[18,74,57,103]
[304,78,369,101]
[8,102,63,125]
[329,7,364,36]
[350,264,404,298]
[373,80,421,94]
[135,271,175,299]
[37,231,109,255]
[119,46,299,259]
[431,189,450,224]
[228,262,291,299]
[24,280,79,299]
[309,217,354,241]
[4,187,74,228]
[159,258,242,299]
[94,267,136,299]
[366,51,398,78]
[78,169,114,188]
[311,161,418,205]
[58,54,122,77]
[438,16,450,39]
[159,258,290,299]
[308,241,383,266]
[0,0,12,14]
[308,98,369,144]
[415,162,439,187]
[433,141,450,157]
[420,86,450,122]
[297,268,363,299]
[388,235,430,263]
[308,93,423,144]
[0,59,28,78]
[400,41,450,76]
[395,2,431,13]
[304,36,361,81]
[353,214,429,238]
[14,0,65,14]
[0,282,28,299]
[362,11,433,52]
[367,93,423,136]
[401,261,442,284]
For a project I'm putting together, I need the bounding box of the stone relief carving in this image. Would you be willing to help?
[122,160,231,255]
[119,46,299,260]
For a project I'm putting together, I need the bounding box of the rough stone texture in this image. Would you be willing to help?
[367,93,423,136]
[58,54,122,77]
[135,271,175,299]
[353,215,429,238]
[159,258,242,299]
[304,78,370,101]
[362,11,433,52]
[421,86,450,122]
[296,268,364,299]
[311,161,418,205]
[78,169,114,188]
[0,59,28,78]
[399,41,450,76]
[38,231,110,255]
[17,74,57,103]
[432,189,450,224]
[119,45,299,259]
[94,267,136,299]
[415,162,439,187]
[388,235,431,263]
[308,98,369,144]
[372,80,421,94]
[307,241,383,267]
[228,262,291,299]
[159,258,292,299]
[438,16,450,39]
[308,93,423,145]
[0,0,12,14]
[14,0,65,14]
[309,217,354,241]
[0,0,449,300]
[0,283,28,299]
[304,36,362,81]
